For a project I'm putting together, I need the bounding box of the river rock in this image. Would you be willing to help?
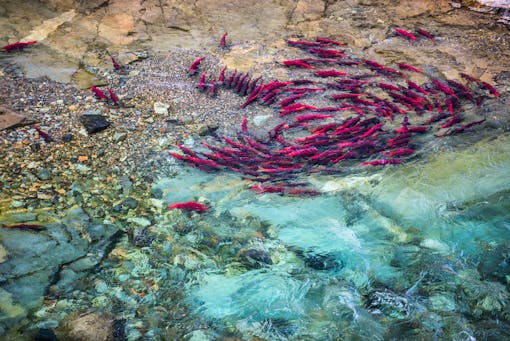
[291,0,325,23]
[0,105,36,131]
[240,249,273,269]
[79,114,111,134]
[0,205,118,333]
[0,244,7,263]
[60,312,115,341]
[154,102,170,115]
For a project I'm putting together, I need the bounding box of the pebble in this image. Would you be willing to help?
[126,217,151,227]
[113,132,127,142]
[153,102,170,115]
[37,169,51,181]
[121,197,139,209]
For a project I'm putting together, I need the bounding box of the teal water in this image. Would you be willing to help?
[151,132,510,340]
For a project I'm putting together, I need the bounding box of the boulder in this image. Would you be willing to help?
[0,106,36,131]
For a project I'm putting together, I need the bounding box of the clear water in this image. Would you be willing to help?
[150,132,510,340]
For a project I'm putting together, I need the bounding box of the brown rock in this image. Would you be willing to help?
[395,0,452,18]
[291,0,325,23]
[60,312,114,341]
[0,106,36,131]
[98,14,136,45]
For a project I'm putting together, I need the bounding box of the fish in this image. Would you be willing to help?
[286,188,321,196]
[446,80,474,101]
[286,40,324,48]
[408,126,429,133]
[218,66,227,83]
[395,28,417,42]
[34,125,54,142]
[111,56,122,71]
[219,32,228,48]
[259,165,302,173]
[308,48,345,58]
[262,81,293,93]
[384,148,415,157]
[167,201,209,212]
[1,224,45,231]
[437,119,486,136]
[315,37,346,46]
[209,77,216,96]
[287,147,319,157]
[439,115,461,129]
[314,69,348,77]
[241,116,248,133]
[331,93,366,100]
[90,86,107,100]
[459,72,479,82]
[107,88,120,104]
[444,98,454,114]
[398,63,423,73]
[364,59,385,70]
[407,80,428,95]
[479,81,499,98]
[2,41,37,52]
[225,70,237,87]
[377,82,401,91]
[241,84,263,108]
[294,114,332,122]
[198,72,207,91]
[279,93,306,107]
[283,60,314,69]
[426,112,449,124]
[432,79,458,99]
[416,28,435,41]
[234,73,250,93]
[359,123,383,138]
[250,184,285,194]
[189,57,204,75]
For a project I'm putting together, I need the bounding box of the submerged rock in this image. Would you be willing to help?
[59,312,115,341]
[240,249,273,269]
[302,251,343,271]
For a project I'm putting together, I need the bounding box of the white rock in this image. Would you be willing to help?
[153,102,170,115]
[253,114,272,127]
[420,238,450,253]
[126,217,151,227]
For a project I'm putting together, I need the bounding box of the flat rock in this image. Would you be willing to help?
[0,105,36,131]
[154,101,170,115]
[79,114,111,134]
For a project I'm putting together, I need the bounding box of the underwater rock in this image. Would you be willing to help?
[121,197,138,209]
[60,312,115,341]
[128,226,154,247]
[366,289,415,319]
[302,251,343,271]
[79,114,111,134]
[240,249,273,269]
[0,244,7,263]
[478,245,510,283]
[33,328,58,341]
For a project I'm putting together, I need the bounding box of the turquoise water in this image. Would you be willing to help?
[150,132,510,340]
